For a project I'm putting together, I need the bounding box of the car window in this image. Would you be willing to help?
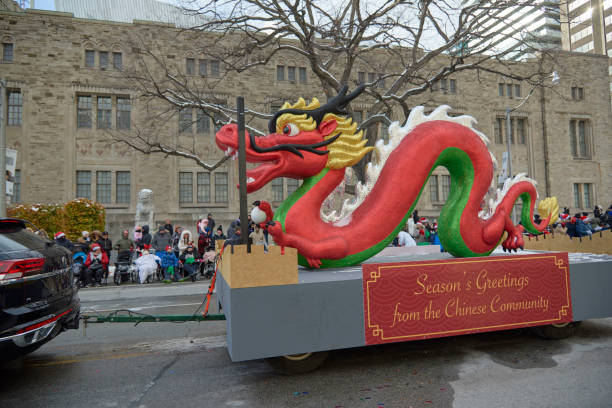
[0,230,46,252]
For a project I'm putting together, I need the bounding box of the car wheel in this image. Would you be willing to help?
[265,351,329,374]
[530,321,580,339]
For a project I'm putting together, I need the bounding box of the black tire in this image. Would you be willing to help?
[530,321,580,339]
[265,351,329,374]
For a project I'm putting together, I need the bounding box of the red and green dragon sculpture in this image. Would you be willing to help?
[216,85,554,269]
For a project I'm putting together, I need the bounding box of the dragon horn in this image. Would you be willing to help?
[268,84,366,133]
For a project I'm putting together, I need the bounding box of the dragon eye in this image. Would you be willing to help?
[281,123,299,137]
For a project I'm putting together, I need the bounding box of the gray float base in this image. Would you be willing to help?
[216,248,612,362]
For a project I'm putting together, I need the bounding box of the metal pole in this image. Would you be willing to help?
[0,79,7,218]
[236,97,250,253]
[505,108,515,224]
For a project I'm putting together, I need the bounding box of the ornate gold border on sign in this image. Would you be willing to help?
[365,254,571,341]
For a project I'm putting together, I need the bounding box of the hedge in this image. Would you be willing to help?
[8,199,106,241]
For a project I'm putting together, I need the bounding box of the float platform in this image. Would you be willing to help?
[216,247,612,362]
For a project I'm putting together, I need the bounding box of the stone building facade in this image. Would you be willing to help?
[1,7,611,237]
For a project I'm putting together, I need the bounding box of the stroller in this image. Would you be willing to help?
[72,252,87,288]
[114,250,134,285]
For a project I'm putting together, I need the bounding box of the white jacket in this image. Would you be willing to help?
[178,230,193,254]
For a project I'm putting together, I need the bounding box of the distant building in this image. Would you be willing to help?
[1,3,611,237]
[462,0,562,60]
[561,0,612,105]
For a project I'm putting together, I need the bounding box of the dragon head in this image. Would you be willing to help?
[215,85,374,193]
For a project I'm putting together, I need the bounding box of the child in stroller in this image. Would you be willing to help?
[114,249,134,285]
[72,251,87,288]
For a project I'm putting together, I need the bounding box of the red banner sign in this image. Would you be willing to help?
[363,253,572,345]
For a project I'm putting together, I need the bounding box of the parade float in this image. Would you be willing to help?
[208,85,612,373]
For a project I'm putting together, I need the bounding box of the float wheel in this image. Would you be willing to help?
[265,351,329,374]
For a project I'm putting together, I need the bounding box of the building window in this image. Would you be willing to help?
[494,117,503,144]
[96,171,111,203]
[179,108,192,133]
[113,52,122,69]
[449,79,457,94]
[199,59,207,76]
[441,175,451,201]
[507,118,514,144]
[7,90,22,126]
[498,83,504,96]
[432,80,439,92]
[197,172,210,203]
[97,96,112,129]
[11,169,20,203]
[179,172,193,204]
[210,60,220,77]
[99,51,109,69]
[197,110,210,133]
[440,79,447,93]
[571,86,584,100]
[514,84,521,98]
[186,58,195,75]
[299,67,307,83]
[516,118,526,144]
[277,65,285,81]
[506,84,513,98]
[116,171,130,204]
[271,178,283,201]
[573,183,581,208]
[583,183,592,208]
[287,178,299,196]
[353,110,363,126]
[569,119,591,159]
[117,97,131,130]
[76,170,91,199]
[2,43,13,62]
[358,71,365,84]
[378,74,386,89]
[430,175,439,202]
[288,66,296,83]
[77,95,92,128]
[215,172,228,203]
[85,49,95,67]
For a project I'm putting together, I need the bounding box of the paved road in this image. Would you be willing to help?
[1,283,612,408]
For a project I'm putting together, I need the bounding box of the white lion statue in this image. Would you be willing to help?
[135,188,155,229]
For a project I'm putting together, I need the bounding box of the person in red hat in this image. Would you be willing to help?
[54,231,74,252]
[83,244,109,287]
[158,245,179,283]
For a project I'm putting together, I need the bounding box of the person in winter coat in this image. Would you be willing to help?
[139,225,153,250]
[115,230,134,252]
[84,244,109,287]
[178,229,193,255]
[76,231,91,254]
[134,226,143,244]
[158,246,179,282]
[164,219,174,238]
[198,231,212,257]
[206,213,216,232]
[152,225,173,253]
[212,226,226,248]
[574,213,593,237]
[54,231,74,252]
[249,224,266,247]
[133,249,160,284]
[172,226,183,256]
[98,231,113,257]
[179,244,198,281]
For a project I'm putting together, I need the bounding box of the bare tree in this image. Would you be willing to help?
[112,0,564,180]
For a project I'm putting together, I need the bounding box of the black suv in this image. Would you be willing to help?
[0,219,80,362]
